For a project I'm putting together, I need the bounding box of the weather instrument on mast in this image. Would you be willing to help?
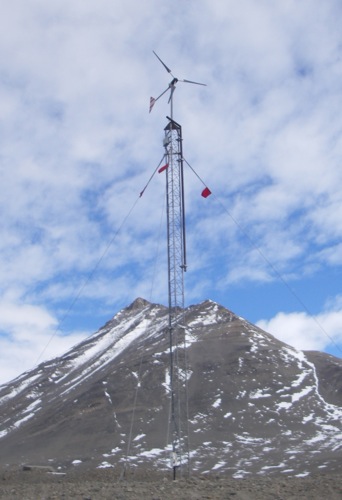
[150,51,206,479]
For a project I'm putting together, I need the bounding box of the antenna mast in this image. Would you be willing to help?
[151,51,206,478]
[164,116,188,478]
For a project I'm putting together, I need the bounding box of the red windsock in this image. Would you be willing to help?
[201,187,212,198]
[158,163,169,173]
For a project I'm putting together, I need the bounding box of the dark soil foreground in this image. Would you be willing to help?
[0,467,342,500]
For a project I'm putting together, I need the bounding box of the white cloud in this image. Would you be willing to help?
[0,298,89,385]
[0,0,342,384]
[257,306,342,353]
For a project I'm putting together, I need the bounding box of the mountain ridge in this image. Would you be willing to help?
[0,298,341,478]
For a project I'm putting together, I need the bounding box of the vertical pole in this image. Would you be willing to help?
[163,116,189,478]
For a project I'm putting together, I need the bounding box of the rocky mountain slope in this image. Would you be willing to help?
[0,298,341,478]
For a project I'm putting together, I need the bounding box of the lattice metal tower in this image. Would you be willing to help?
[150,51,206,478]
[163,117,189,477]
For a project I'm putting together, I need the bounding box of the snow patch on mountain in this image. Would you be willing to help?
[0,373,41,404]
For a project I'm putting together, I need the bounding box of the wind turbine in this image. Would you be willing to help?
[150,51,206,479]
[149,50,206,116]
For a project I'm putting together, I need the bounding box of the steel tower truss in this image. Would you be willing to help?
[163,117,189,477]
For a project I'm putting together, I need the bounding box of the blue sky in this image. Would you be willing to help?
[1,0,342,384]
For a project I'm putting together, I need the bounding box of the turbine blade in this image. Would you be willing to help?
[153,50,172,74]
[149,86,170,112]
[155,86,170,101]
[182,79,207,86]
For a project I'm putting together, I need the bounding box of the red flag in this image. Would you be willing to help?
[158,163,169,173]
[201,187,211,198]
[149,97,156,113]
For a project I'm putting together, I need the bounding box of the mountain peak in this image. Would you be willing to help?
[126,297,152,311]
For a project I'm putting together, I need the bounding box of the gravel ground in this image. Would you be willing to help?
[0,467,342,499]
